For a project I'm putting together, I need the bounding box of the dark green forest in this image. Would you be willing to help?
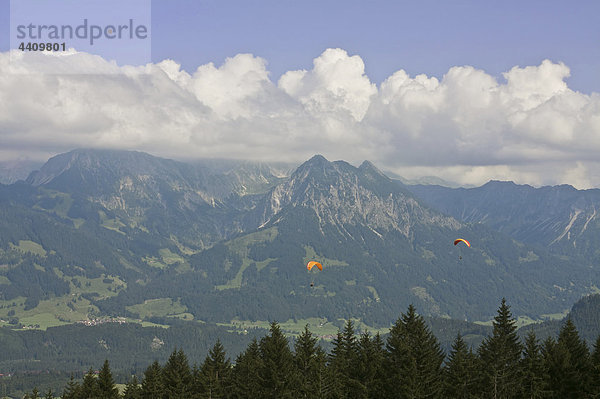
[14,299,600,399]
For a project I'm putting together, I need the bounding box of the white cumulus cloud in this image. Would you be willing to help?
[1,48,599,188]
[279,48,377,121]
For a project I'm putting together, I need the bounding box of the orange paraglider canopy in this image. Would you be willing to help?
[306,261,323,271]
[453,238,471,247]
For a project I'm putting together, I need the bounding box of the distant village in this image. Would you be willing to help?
[78,316,128,326]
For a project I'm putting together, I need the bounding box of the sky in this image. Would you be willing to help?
[1,0,600,188]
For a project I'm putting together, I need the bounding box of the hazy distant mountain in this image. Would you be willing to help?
[1,150,598,335]
[24,149,291,248]
[384,171,467,188]
[26,148,291,200]
[407,181,600,263]
[0,159,42,184]
[192,158,296,195]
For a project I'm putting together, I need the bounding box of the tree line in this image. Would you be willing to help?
[23,299,600,398]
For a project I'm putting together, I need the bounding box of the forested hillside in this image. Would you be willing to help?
[4,294,600,397]
[13,299,600,399]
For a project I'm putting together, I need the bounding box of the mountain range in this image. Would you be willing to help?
[1,149,599,334]
[408,181,600,264]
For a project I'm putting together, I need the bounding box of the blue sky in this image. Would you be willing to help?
[146,0,600,93]
[1,0,600,187]
[2,0,599,92]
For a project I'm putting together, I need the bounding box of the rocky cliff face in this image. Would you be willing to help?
[258,155,460,238]
[408,180,600,261]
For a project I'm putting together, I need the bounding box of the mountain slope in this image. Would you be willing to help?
[257,155,460,235]
[521,293,600,344]
[155,156,598,324]
[1,151,598,333]
[407,181,600,262]
[25,149,290,249]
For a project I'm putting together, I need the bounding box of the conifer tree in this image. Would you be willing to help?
[443,333,477,398]
[141,360,164,399]
[62,374,81,399]
[197,340,233,398]
[326,331,347,399]
[554,318,592,397]
[342,320,367,399]
[44,388,55,399]
[259,321,296,399]
[294,324,328,398]
[519,330,547,399]
[385,304,445,398]
[477,298,522,398]
[356,331,386,399]
[541,336,568,398]
[231,338,264,399]
[97,359,120,399]
[313,349,329,399]
[591,335,600,395]
[123,375,142,399]
[327,320,366,398]
[191,364,203,398]
[80,367,99,399]
[162,348,193,399]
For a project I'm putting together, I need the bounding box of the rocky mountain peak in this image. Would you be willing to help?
[25,148,173,187]
[358,160,386,177]
[292,154,341,178]
[260,155,461,237]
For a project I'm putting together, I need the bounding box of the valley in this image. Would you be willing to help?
[1,149,599,381]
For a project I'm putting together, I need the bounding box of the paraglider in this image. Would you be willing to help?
[306,261,323,271]
[453,239,471,247]
[306,261,323,287]
[454,238,470,259]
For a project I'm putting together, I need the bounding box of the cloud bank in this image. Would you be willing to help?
[1,49,599,188]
